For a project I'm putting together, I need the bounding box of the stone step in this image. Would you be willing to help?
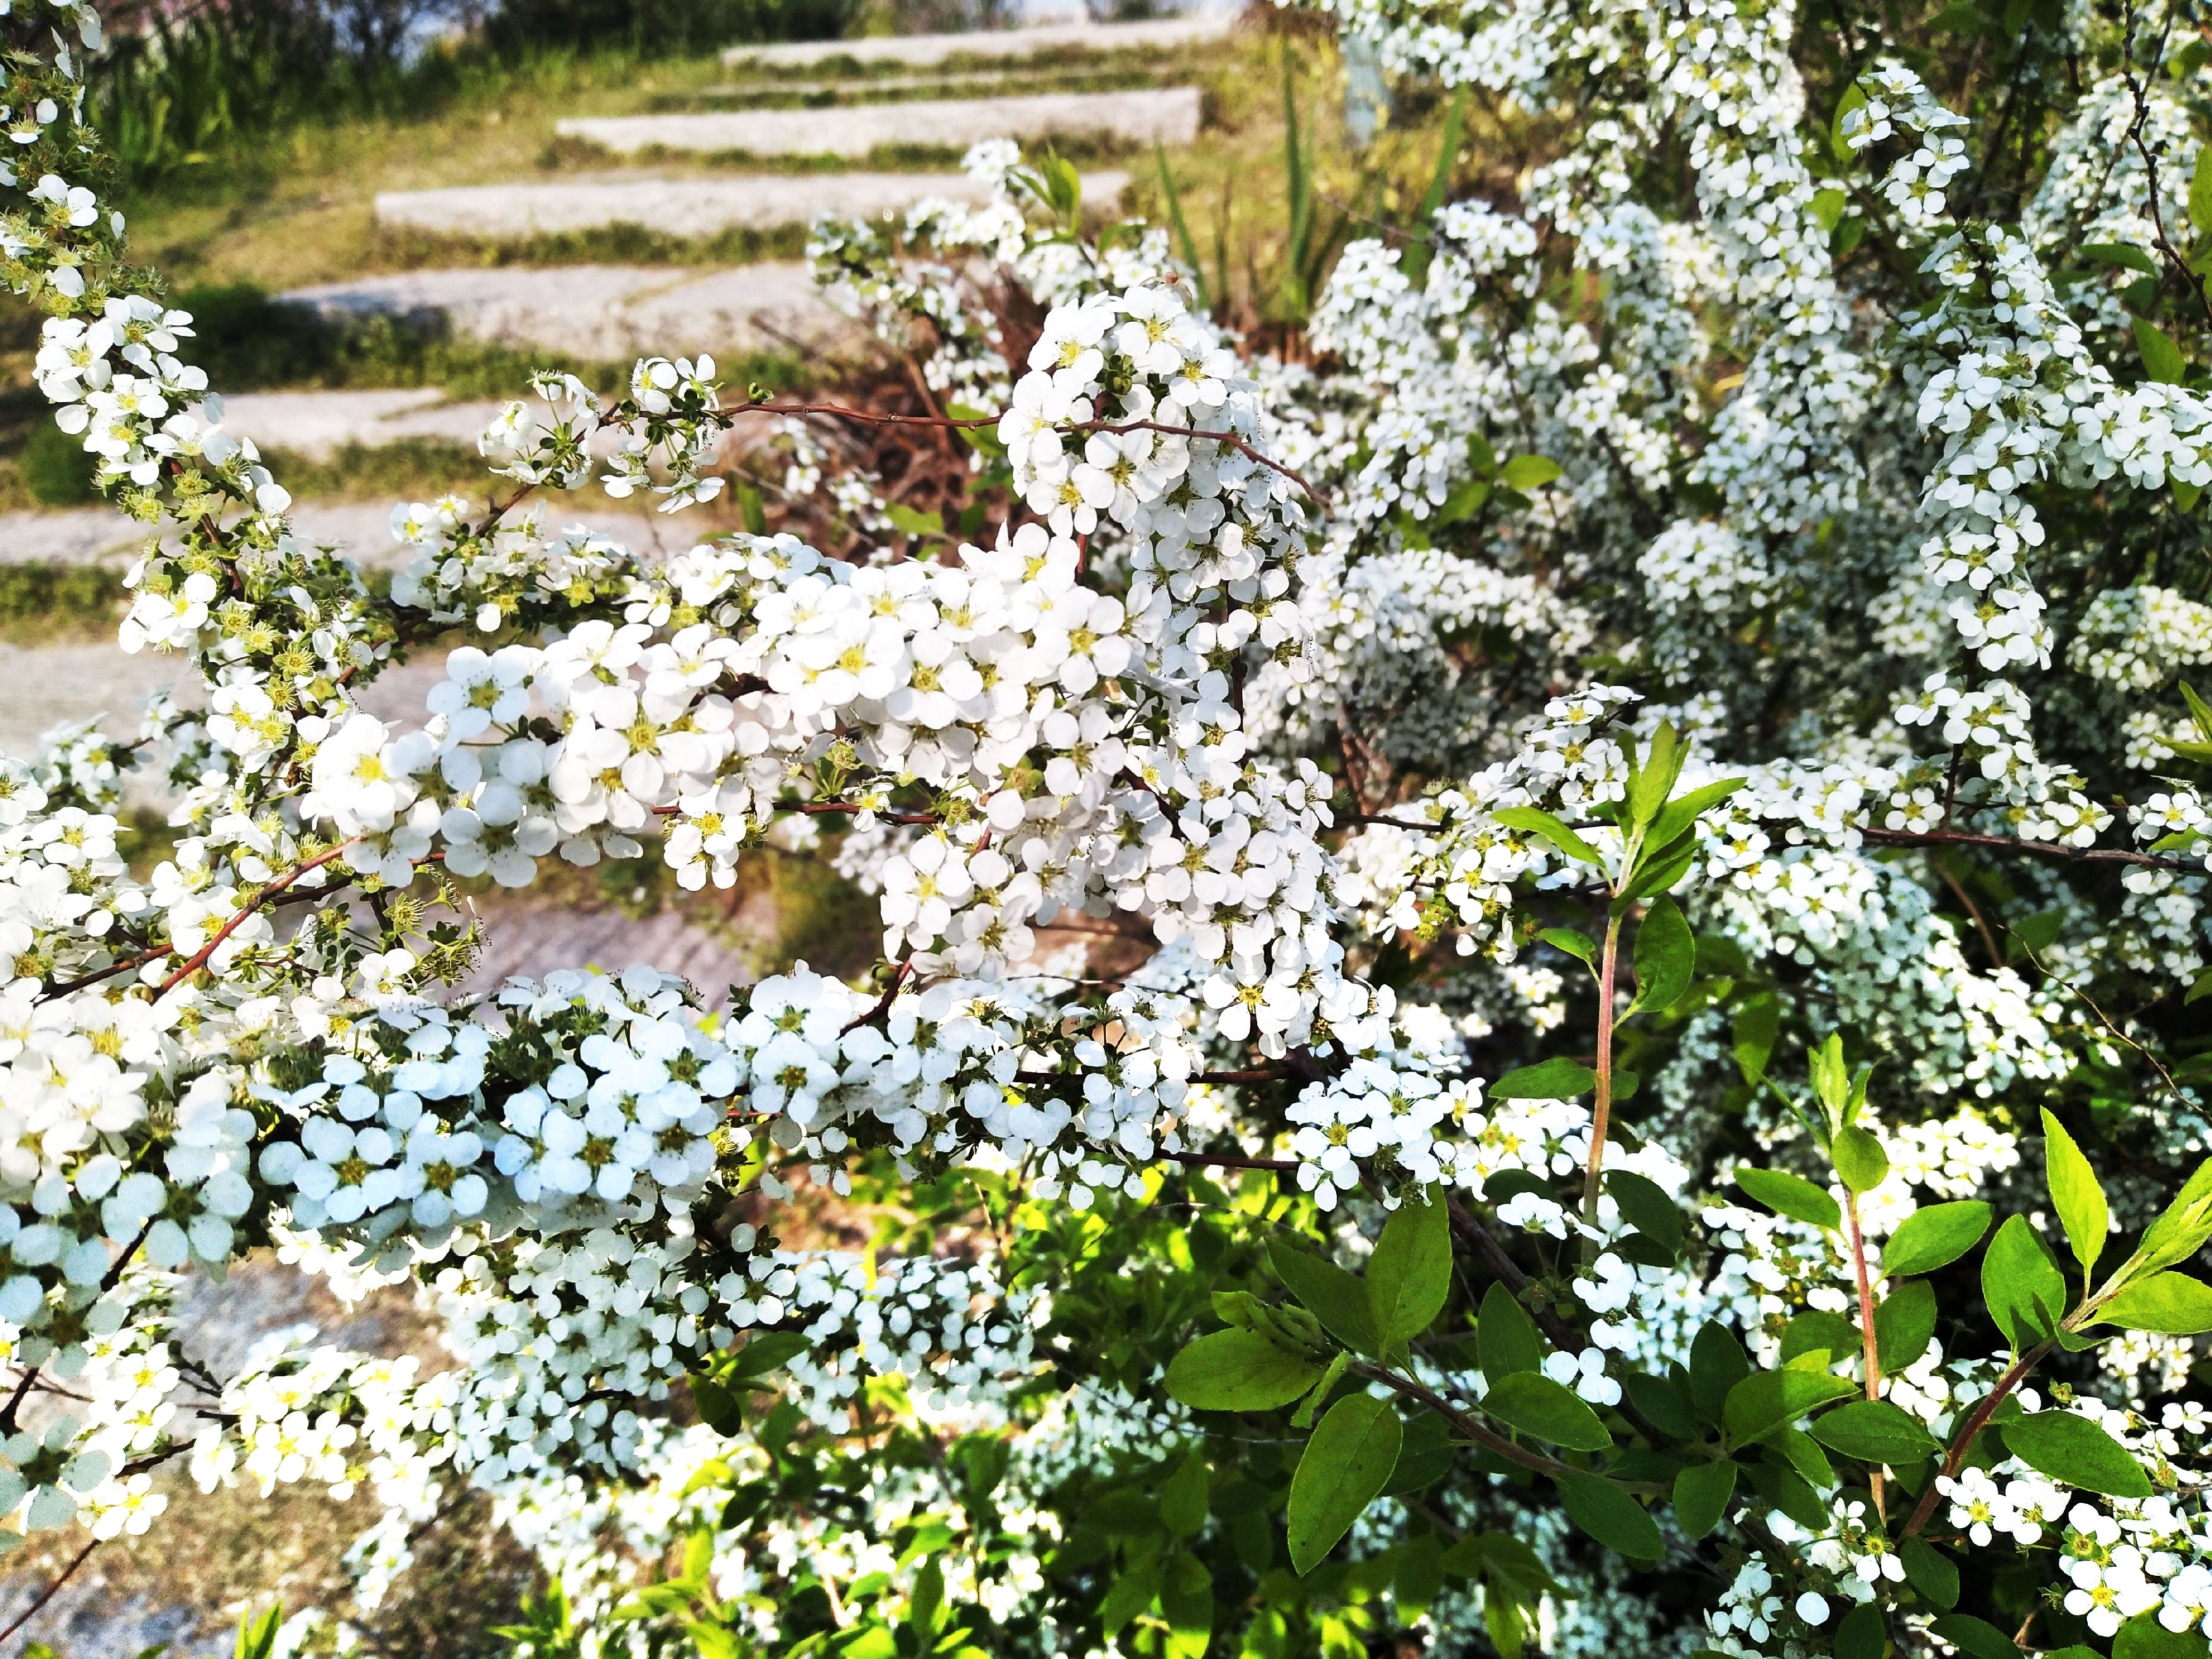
[556,86,1200,159]
[280,262,856,361]
[215,388,508,459]
[0,498,680,573]
[376,168,1129,240]
[697,68,1117,97]
[721,13,1234,69]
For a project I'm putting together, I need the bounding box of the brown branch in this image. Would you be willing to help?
[1350,1360,1667,1496]
[1903,1339,2053,1536]
[151,843,357,1002]
[1856,825,2199,872]
[752,402,1331,510]
[1159,1151,1299,1173]
[839,958,913,1036]
[0,1538,99,1646]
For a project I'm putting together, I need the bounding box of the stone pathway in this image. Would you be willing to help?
[556,86,1201,158]
[0,499,681,573]
[374,167,1128,238]
[720,13,1235,68]
[283,262,855,360]
[216,388,507,459]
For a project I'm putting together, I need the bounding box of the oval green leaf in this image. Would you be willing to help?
[1556,1470,1662,1561]
[1982,1214,2066,1351]
[1735,1167,1840,1231]
[2097,1272,2212,1335]
[1807,1398,1941,1464]
[1369,1194,1451,1355]
[1672,1459,1736,1539]
[1484,1371,1614,1453]
[1722,1368,1858,1447]
[1490,1056,1598,1100]
[1881,1200,1992,1277]
[2002,1409,2153,1498]
[1287,1394,1403,1575]
[1165,1330,1324,1412]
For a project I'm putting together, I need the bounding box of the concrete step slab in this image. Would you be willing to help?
[721,13,1234,69]
[556,86,1200,158]
[280,262,856,360]
[214,388,509,459]
[375,168,1128,239]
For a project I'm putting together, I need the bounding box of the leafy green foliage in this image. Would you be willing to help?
[1286,1395,1402,1575]
[2002,1411,2154,1498]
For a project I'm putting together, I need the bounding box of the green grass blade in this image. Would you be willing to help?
[1156,140,1212,315]
[1405,84,1467,286]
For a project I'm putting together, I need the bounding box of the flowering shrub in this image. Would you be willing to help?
[4,0,2212,1656]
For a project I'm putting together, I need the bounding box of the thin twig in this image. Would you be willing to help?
[0,1538,99,1646]
[751,402,1331,509]
[151,843,356,1002]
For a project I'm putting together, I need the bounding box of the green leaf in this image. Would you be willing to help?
[1807,1399,1941,1464]
[2192,148,2212,236]
[2137,317,2187,385]
[1873,1279,1938,1373]
[1269,1242,1380,1355]
[1368,1194,1451,1356]
[2096,1272,2212,1334]
[1493,805,1605,867]
[1780,1309,1856,1366]
[1647,776,1747,853]
[1160,1453,1209,1537]
[1722,1369,1858,1447]
[1484,1372,1614,1452]
[2041,1109,2109,1278]
[1287,1394,1403,1575]
[1982,1215,2067,1350]
[1291,1349,1351,1429]
[1882,1201,1993,1277]
[1672,1460,1737,1538]
[1810,186,1848,232]
[689,1372,740,1435]
[1381,1408,1456,1495]
[1499,454,1562,490]
[1836,1604,1887,1659]
[1734,1167,1841,1231]
[1435,476,1490,526]
[1832,1126,1889,1194]
[1623,1369,1698,1438]
[1609,1169,1684,1252]
[2082,241,2161,275]
[1539,926,1596,967]
[1899,1536,1959,1609]
[2128,1157,2212,1279]
[2002,1409,2154,1497]
[1491,1057,1598,1099]
[730,1330,810,1381]
[2117,1610,2212,1659]
[1555,1471,1662,1561]
[1630,897,1694,1015]
[1165,1330,1325,1411]
[883,502,945,539]
[2186,680,2212,744]
[1477,1282,1545,1382]
[1100,1559,1161,1636]
[1689,1322,1751,1422]
[1929,1615,2024,1659]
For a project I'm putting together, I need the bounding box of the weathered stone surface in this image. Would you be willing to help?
[556,86,1201,158]
[720,14,1234,68]
[373,168,1126,238]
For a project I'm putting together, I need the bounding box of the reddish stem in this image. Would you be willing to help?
[1581,913,1623,1227]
